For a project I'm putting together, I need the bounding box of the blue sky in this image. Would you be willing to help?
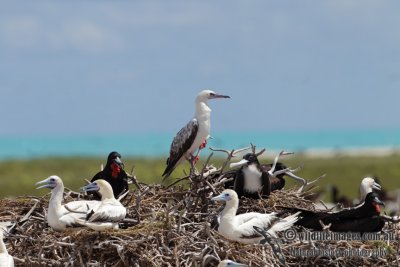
[1,1,399,136]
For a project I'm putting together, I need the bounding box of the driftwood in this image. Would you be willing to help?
[0,150,399,267]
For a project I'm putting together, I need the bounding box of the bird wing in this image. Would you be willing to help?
[261,171,271,197]
[58,200,100,227]
[58,213,85,227]
[64,200,100,212]
[233,169,245,198]
[162,119,199,177]
[87,201,126,223]
[234,212,277,237]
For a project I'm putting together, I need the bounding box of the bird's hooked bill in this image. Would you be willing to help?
[81,183,99,192]
[35,178,54,189]
[373,196,385,207]
[372,182,381,191]
[229,159,248,168]
[210,93,230,99]
[113,157,124,167]
[211,193,230,202]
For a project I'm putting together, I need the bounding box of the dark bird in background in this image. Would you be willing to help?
[162,90,230,178]
[293,192,385,233]
[229,150,305,198]
[330,185,353,208]
[230,152,271,199]
[90,151,129,200]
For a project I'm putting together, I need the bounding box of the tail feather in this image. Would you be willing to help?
[267,212,300,237]
[162,162,176,178]
[75,218,117,231]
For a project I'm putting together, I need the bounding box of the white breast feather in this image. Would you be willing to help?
[243,165,262,193]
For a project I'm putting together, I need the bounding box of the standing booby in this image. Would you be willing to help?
[36,175,100,231]
[294,192,385,232]
[0,230,14,267]
[218,259,246,267]
[211,189,300,244]
[162,90,230,178]
[230,153,271,198]
[91,152,129,199]
[77,179,126,231]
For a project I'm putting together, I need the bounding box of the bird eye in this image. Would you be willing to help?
[224,193,229,197]
[210,92,215,96]
[50,178,55,182]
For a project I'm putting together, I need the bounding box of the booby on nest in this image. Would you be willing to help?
[0,229,14,267]
[36,175,100,231]
[163,90,230,178]
[211,189,300,244]
[77,179,126,231]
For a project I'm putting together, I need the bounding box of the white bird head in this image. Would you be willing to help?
[36,175,63,190]
[218,259,246,267]
[211,189,238,203]
[360,177,381,200]
[196,90,230,103]
[81,179,114,199]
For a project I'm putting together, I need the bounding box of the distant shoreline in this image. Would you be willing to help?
[0,129,399,160]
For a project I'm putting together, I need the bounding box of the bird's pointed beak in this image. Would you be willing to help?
[210,93,230,99]
[211,193,229,202]
[230,262,246,267]
[230,159,248,168]
[372,182,381,191]
[373,196,385,207]
[113,157,124,168]
[35,178,54,189]
[81,182,100,192]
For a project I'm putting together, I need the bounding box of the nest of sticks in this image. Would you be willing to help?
[1,148,400,267]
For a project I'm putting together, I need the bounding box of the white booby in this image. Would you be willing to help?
[0,229,14,267]
[76,179,126,231]
[211,189,300,244]
[162,90,230,178]
[36,175,100,231]
[218,259,246,267]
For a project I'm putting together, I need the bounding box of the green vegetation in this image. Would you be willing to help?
[0,154,399,199]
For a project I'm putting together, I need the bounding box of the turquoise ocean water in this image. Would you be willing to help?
[0,129,399,160]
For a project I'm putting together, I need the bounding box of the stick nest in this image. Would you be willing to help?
[1,162,399,267]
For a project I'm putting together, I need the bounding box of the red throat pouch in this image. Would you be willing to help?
[373,203,381,213]
[111,163,121,178]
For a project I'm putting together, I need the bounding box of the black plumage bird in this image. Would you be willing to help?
[230,153,271,199]
[260,162,291,192]
[90,151,129,199]
[294,192,385,233]
[229,150,304,198]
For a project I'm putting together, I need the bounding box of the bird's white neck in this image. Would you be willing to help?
[49,186,64,212]
[195,99,211,121]
[360,184,371,201]
[0,234,7,254]
[220,198,239,223]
